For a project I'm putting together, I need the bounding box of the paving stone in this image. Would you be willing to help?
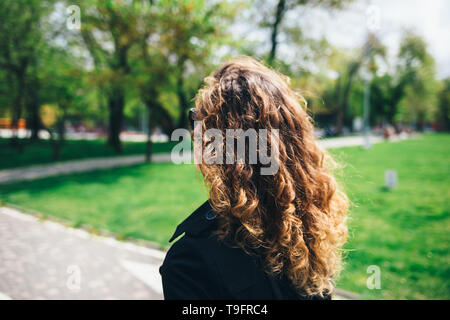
[0,208,164,300]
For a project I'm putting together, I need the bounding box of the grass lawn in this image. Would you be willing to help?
[0,138,177,169]
[0,134,448,299]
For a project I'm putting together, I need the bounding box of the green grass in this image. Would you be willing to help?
[0,162,208,244]
[0,134,448,299]
[329,134,450,299]
[0,138,177,169]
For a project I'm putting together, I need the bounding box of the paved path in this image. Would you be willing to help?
[0,207,353,300]
[0,207,164,300]
[0,152,191,184]
[0,135,384,184]
[318,134,383,149]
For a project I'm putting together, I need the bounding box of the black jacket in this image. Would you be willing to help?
[159,200,329,300]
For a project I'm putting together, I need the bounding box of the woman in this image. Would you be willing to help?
[160,57,348,300]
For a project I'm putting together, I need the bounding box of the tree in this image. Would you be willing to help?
[131,8,173,162]
[436,78,450,131]
[266,0,352,65]
[79,0,145,153]
[0,0,54,146]
[395,32,438,129]
[325,33,385,135]
[436,79,450,131]
[367,73,393,126]
[39,46,88,160]
[160,0,237,128]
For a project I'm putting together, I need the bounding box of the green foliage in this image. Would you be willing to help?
[0,0,56,130]
[395,32,439,126]
[0,0,444,136]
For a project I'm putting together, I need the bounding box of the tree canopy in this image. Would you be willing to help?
[0,0,446,157]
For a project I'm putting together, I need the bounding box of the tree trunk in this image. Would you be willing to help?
[387,80,406,126]
[107,88,125,153]
[145,131,153,163]
[28,87,41,141]
[144,105,153,162]
[335,105,345,136]
[10,94,22,147]
[386,103,396,126]
[10,71,26,149]
[335,62,360,135]
[416,111,426,131]
[52,107,67,161]
[176,74,190,129]
[268,0,286,65]
[52,133,62,161]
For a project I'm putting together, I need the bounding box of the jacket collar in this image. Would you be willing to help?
[169,200,217,242]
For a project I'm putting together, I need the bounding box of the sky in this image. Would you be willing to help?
[235,0,450,79]
[317,0,450,79]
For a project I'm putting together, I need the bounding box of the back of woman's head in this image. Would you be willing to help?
[194,56,348,297]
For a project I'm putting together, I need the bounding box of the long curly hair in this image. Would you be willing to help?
[193,56,348,297]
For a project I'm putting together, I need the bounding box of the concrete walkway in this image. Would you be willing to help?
[0,206,164,300]
[0,135,384,184]
[0,152,190,184]
[318,134,383,149]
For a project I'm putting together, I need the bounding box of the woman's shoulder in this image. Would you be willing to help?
[159,234,223,299]
[162,200,250,270]
[159,201,223,299]
[162,233,219,270]
[167,201,218,242]
[163,200,220,261]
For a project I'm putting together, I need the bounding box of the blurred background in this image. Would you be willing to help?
[0,0,448,300]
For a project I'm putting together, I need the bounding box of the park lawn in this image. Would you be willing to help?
[328,134,450,299]
[0,138,178,169]
[0,133,448,299]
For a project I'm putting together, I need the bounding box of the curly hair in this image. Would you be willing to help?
[193,56,348,297]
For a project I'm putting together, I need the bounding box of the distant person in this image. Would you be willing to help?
[383,125,396,140]
[160,57,349,300]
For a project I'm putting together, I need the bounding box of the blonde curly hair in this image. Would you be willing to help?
[193,56,348,297]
